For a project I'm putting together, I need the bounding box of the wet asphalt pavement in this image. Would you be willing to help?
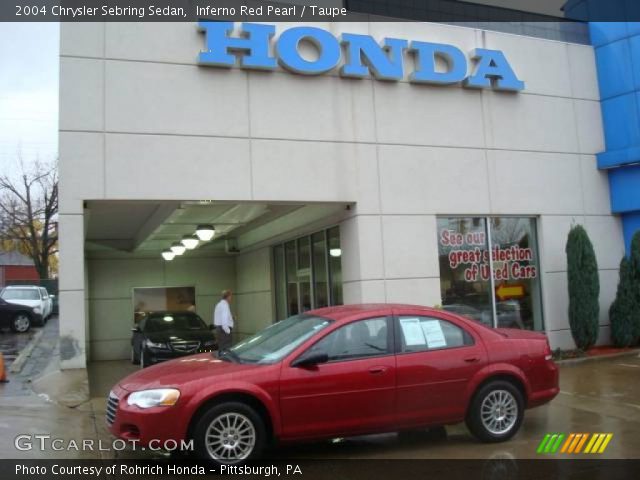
[86,353,640,461]
[0,316,59,396]
[0,323,38,368]
[1,326,638,461]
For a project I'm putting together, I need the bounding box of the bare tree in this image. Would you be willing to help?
[0,156,58,279]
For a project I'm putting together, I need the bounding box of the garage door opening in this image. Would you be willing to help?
[83,200,348,365]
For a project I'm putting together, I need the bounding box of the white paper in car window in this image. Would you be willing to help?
[399,318,427,346]
[421,320,447,349]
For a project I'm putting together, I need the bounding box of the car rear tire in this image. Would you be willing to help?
[193,402,266,464]
[11,313,31,333]
[466,380,524,443]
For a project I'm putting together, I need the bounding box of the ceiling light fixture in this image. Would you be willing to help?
[161,250,175,261]
[329,248,342,258]
[170,242,186,255]
[195,224,215,241]
[181,235,199,250]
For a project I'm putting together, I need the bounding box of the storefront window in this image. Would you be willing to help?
[274,227,343,321]
[489,217,543,331]
[273,244,287,322]
[312,231,329,309]
[437,217,543,331]
[132,286,195,324]
[328,226,343,306]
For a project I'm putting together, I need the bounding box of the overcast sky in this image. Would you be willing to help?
[0,23,59,171]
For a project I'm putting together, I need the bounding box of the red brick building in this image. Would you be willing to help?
[0,251,39,287]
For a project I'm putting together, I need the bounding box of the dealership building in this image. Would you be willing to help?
[57,10,636,369]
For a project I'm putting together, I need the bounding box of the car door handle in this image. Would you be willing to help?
[368,366,388,375]
[464,356,480,363]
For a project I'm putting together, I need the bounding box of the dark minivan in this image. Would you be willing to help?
[131,311,217,368]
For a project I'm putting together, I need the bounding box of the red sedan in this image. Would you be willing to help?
[106,304,558,463]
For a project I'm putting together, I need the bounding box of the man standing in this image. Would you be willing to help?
[213,289,234,354]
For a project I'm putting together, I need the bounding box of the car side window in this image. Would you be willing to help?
[397,316,473,353]
[307,317,390,362]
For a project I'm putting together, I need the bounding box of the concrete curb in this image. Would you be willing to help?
[9,330,44,374]
[555,349,640,366]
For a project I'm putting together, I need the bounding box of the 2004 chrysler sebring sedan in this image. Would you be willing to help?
[106,304,559,463]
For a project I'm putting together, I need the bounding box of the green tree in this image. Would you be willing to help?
[609,257,639,347]
[566,225,600,350]
[629,231,640,343]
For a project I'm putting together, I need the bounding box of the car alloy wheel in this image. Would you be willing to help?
[205,412,256,462]
[12,314,31,333]
[480,390,518,435]
[465,380,524,443]
[194,402,265,464]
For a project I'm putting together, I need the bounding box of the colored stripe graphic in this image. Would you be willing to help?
[560,433,575,453]
[598,434,613,453]
[574,433,589,453]
[540,433,614,455]
[545,434,558,453]
[537,434,551,453]
[568,434,583,453]
[551,434,565,453]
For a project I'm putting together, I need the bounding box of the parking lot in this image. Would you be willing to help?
[2,320,638,462]
[86,353,640,460]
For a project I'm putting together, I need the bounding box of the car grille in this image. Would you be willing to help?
[171,341,200,353]
[106,392,118,426]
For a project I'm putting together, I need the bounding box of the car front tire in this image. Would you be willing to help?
[466,380,524,443]
[11,313,31,333]
[193,402,266,464]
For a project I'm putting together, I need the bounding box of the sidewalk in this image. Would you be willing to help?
[0,317,101,459]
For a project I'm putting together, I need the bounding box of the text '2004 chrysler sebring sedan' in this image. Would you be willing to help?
[106,304,559,463]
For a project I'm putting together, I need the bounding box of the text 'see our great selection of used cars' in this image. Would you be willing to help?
[130,311,217,368]
[107,304,559,464]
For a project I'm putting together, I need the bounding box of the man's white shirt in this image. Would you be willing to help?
[213,299,234,334]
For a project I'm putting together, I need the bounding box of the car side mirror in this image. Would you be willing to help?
[131,326,141,333]
[291,351,329,368]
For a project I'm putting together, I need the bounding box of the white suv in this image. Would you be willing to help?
[0,286,53,326]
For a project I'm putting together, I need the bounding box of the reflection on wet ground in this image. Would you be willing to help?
[87,353,640,460]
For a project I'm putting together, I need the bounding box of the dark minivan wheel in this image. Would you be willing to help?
[466,380,524,442]
[11,313,31,333]
[194,402,266,464]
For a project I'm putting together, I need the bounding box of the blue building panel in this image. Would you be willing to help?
[588,21,640,254]
[594,38,634,99]
[599,92,640,153]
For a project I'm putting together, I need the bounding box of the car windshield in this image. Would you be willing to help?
[144,313,206,333]
[229,314,332,365]
[1,289,39,301]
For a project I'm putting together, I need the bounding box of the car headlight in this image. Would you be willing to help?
[145,339,169,349]
[127,389,180,409]
[33,307,42,314]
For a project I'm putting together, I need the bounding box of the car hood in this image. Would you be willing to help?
[118,353,266,392]
[145,329,214,344]
[3,299,38,309]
